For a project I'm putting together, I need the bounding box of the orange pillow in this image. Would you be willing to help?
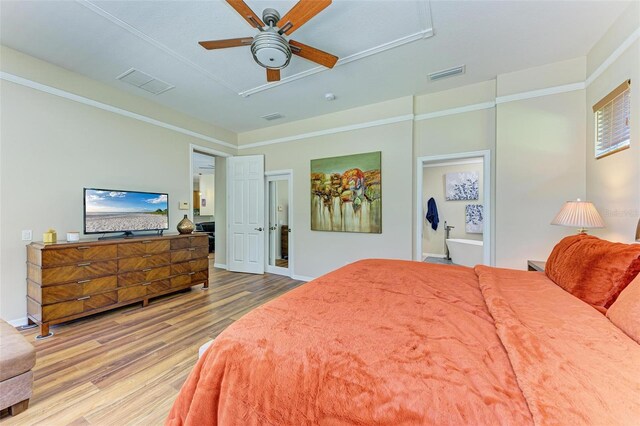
[607,274,640,344]
[545,234,640,308]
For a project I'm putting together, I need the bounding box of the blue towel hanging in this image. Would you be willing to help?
[426,197,439,231]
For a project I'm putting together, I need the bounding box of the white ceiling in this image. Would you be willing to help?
[0,1,630,133]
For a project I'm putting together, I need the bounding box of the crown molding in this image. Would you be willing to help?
[586,27,640,87]
[495,82,585,104]
[237,114,414,150]
[414,101,495,121]
[0,71,237,150]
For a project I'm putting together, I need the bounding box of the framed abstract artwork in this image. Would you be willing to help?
[465,204,484,234]
[310,151,381,233]
[445,172,479,201]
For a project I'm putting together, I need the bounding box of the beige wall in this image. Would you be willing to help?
[0,49,234,324]
[241,98,414,279]
[413,81,496,262]
[422,162,483,256]
[585,2,640,243]
[495,58,587,269]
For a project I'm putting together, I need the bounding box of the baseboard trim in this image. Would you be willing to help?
[7,317,28,327]
[292,274,315,282]
[213,263,228,270]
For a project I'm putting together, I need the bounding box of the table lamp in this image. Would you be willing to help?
[636,218,640,241]
[551,199,605,234]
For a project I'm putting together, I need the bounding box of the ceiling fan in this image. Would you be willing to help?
[199,0,338,82]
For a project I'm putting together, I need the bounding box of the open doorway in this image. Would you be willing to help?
[415,150,491,267]
[265,170,293,276]
[192,151,216,257]
[189,144,231,269]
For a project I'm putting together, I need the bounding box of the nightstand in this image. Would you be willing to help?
[527,260,546,272]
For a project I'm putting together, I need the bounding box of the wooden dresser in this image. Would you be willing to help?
[26,234,209,338]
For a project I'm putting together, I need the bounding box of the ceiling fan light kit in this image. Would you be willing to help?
[199,0,337,82]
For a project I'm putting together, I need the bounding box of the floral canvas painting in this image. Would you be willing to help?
[465,204,484,233]
[445,172,479,201]
[310,152,381,233]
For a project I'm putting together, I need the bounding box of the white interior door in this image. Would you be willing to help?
[227,155,265,274]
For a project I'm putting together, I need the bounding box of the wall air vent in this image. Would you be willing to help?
[116,68,174,95]
[261,112,284,121]
[428,65,466,81]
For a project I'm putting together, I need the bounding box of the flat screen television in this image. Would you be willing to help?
[84,188,169,237]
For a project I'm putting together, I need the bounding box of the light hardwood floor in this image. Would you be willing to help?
[0,258,303,425]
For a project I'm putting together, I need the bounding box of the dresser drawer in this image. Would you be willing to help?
[41,276,118,305]
[42,291,117,321]
[118,265,171,287]
[146,279,172,295]
[170,246,208,263]
[191,270,208,284]
[41,245,117,267]
[38,260,118,286]
[118,285,147,302]
[170,274,191,288]
[170,235,208,250]
[118,240,170,257]
[171,258,208,275]
[118,252,170,272]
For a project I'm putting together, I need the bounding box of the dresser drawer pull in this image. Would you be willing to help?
[77,296,91,301]
[188,248,196,251]
[142,240,152,244]
[77,279,92,284]
[76,246,91,250]
[77,262,92,267]
[189,272,196,275]
[142,282,151,286]
[142,254,152,258]
[142,268,152,272]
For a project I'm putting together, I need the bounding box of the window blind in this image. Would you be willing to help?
[594,80,631,159]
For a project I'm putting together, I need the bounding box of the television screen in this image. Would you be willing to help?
[84,188,169,234]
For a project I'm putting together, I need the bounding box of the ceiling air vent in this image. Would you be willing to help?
[428,65,466,81]
[116,68,174,95]
[261,112,284,121]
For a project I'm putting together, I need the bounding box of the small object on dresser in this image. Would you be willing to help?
[66,231,80,242]
[177,214,195,234]
[43,229,57,243]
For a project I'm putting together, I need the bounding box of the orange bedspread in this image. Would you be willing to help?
[167,260,640,425]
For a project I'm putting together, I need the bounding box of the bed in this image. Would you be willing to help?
[167,236,640,425]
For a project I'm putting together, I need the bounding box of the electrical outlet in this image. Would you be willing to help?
[21,230,32,241]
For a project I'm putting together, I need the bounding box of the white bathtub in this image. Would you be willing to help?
[446,238,484,267]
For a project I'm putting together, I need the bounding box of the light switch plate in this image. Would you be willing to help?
[22,230,32,241]
[179,201,189,210]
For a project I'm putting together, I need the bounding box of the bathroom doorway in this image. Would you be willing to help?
[415,150,492,267]
[265,170,293,277]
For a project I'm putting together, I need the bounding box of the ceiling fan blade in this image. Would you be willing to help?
[226,0,265,29]
[289,40,338,68]
[266,68,281,82]
[277,0,331,35]
[199,37,253,50]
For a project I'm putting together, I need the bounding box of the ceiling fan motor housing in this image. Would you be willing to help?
[251,28,292,69]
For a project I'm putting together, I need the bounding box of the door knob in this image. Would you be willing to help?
[255,227,263,231]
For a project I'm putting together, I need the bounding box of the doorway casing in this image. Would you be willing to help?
[415,150,492,266]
